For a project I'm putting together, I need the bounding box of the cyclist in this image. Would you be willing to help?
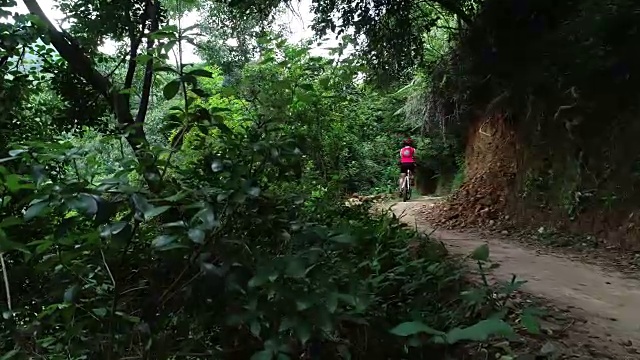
[398,138,416,195]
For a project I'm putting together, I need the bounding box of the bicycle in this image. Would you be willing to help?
[400,169,412,202]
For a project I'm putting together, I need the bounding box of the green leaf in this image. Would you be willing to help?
[136,54,153,63]
[0,217,23,228]
[67,194,98,216]
[0,349,19,360]
[250,350,273,360]
[389,321,444,337]
[188,228,205,244]
[250,320,261,337]
[131,194,152,214]
[116,311,141,323]
[520,309,541,334]
[163,220,187,228]
[248,274,269,288]
[3,174,29,192]
[247,186,261,197]
[93,308,108,317]
[209,106,231,113]
[330,233,355,244]
[100,222,128,238]
[285,258,306,278]
[0,229,29,254]
[187,68,213,78]
[295,298,313,311]
[296,322,311,344]
[154,65,178,74]
[318,77,331,88]
[8,149,26,157]
[144,205,171,220]
[64,284,80,303]
[164,191,188,202]
[445,319,514,344]
[470,243,490,261]
[194,206,217,230]
[298,83,314,91]
[35,241,53,255]
[163,79,181,100]
[152,235,178,249]
[24,200,49,221]
[326,293,338,313]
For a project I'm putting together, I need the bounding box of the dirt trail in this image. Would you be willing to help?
[390,196,640,359]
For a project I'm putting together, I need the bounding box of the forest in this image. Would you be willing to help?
[1,0,640,358]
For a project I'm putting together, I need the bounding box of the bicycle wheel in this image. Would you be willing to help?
[406,174,412,201]
[402,172,410,202]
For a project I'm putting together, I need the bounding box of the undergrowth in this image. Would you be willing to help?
[0,139,540,359]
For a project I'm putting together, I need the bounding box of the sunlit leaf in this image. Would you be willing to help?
[211,159,224,172]
[194,206,217,230]
[163,220,187,228]
[100,222,128,238]
[188,228,205,244]
[152,235,178,249]
[24,200,49,221]
[8,149,27,157]
[247,186,261,197]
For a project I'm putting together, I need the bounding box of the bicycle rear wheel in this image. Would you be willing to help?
[402,171,411,202]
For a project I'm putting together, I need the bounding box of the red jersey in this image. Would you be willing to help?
[399,146,415,163]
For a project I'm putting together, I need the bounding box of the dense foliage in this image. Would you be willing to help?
[0,0,545,358]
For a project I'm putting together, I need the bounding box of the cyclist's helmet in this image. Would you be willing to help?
[402,138,413,147]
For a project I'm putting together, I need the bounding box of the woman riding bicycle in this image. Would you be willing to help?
[398,138,416,195]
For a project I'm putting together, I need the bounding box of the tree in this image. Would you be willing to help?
[22,0,168,192]
[197,1,278,73]
[223,0,481,87]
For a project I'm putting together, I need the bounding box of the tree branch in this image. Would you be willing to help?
[124,4,150,90]
[23,0,112,97]
[136,0,159,123]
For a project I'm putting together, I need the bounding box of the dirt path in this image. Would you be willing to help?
[389,196,640,359]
